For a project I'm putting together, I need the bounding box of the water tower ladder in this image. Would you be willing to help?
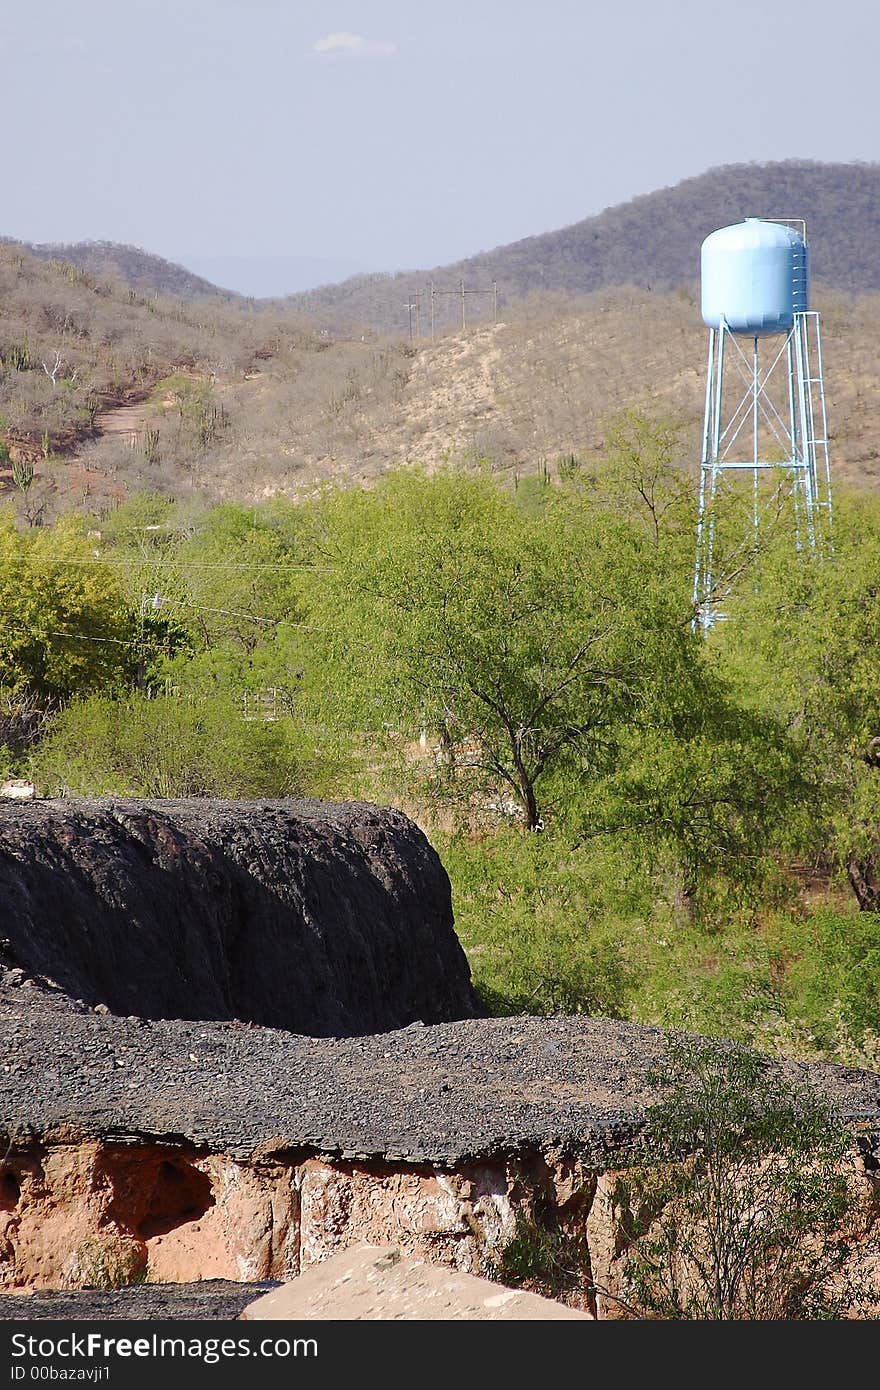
[796,311,832,526]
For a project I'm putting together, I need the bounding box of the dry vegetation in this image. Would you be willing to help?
[0,242,326,518]
[1,215,879,526]
[36,285,880,514]
[0,236,235,303]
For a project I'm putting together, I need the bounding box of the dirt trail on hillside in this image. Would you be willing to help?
[386,324,510,469]
[92,400,155,440]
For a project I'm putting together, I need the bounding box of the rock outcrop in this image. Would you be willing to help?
[0,798,479,1035]
[1,979,879,1313]
[1,794,878,1317]
[0,1279,273,1321]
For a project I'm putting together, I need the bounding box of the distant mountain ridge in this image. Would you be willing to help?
[0,237,237,302]
[284,160,880,329]
[3,160,879,325]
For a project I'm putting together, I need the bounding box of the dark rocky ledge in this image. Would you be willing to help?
[0,798,480,1036]
[0,1280,275,1320]
[3,981,879,1168]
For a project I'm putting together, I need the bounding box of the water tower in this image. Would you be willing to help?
[692,217,832,632]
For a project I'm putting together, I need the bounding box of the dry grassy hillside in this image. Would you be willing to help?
[54,284,880,514]
[0,237,236,303]
[1,242,876,522]
[373,285,880,492]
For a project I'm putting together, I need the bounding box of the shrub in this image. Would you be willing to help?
[67,1236,147,1290]
[620,1039,874,1319]
[440,828,638,1017]
[30,693,301,799]
[772,908,880,1060]
[488,1207,592,1305]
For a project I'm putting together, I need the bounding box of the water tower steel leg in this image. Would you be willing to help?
[812,315,833,528]
[712,325,726,466]
[803,314,831,542]
[703,325,726,629]
[793,316,817,548]
[704,468,721,635]
[799,314,820,503]
[691,309,826,630]
[693,327,716,615]
[789,347,803,550]
[752,335,760,551]
[785,332,802,548]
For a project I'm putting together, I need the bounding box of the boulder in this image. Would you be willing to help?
[0,797,480,1035]
[240,1245,592,1320]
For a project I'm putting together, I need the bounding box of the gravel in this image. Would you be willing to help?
[3,979,880,1167]
[0,1280,276,1321]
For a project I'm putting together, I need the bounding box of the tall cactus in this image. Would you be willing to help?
[142,428,160,463]
[11,456,34,495]
[196,400,228,449]
[6,341,32,372]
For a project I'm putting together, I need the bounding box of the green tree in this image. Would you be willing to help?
[715,490,880,908]
[99,497,313,703]
[597,409,695,547]
[303,464,803,923]
[305,467,706,831]
[0,513,135,702]
[621,1039,870,1319]
[155,502,310,694]
[593,691,807,911]
[441,826,637,1016]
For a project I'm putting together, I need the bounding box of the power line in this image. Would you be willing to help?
[402,291,422,340]
[0,603,329,653]
[159,595,279,626]
[0,617,139,650]
[0,554,330,572]
[429,279,498,338]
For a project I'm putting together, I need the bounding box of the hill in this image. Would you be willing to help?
[8,160,877,328]
[1,218,879,525]
[0,239,328,520]
[286,160,880,331]
[0,237,236,302]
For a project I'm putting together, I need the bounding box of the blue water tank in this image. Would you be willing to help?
[701,218,809,336]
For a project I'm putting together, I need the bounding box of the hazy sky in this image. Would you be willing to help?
[3,0,878,291]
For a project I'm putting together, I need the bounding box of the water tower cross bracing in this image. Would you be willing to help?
[692,216,833,632]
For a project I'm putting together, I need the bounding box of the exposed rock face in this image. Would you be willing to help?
[0,798,479,1035]
[1,980,879,1313]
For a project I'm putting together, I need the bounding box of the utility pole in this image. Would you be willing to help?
[428,280,498,336]
[137,590,163,693]
[403,291,422,340]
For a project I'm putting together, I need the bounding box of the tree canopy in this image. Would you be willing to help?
[8,441,880,1067]
[0,513,134,702]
